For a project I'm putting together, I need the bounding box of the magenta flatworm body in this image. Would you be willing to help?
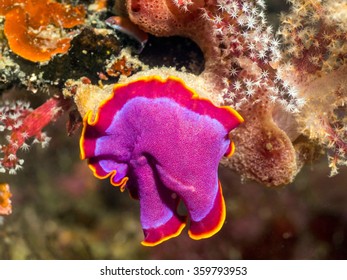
[80,76,243,246]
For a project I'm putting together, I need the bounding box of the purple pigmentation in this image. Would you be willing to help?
[80,76,243,246]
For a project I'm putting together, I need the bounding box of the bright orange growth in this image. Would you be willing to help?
[89,0,107,12]
[0,0,17,15]
[1,0,85,62]
[0,183,12,216]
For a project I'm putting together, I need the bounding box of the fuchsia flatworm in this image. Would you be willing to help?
[80,76,243,246]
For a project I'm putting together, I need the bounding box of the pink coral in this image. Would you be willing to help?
[0,97,67,174]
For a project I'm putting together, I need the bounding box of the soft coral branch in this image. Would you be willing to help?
[0,96,69,174]
[320,117,347,176]
[278,0,347,175]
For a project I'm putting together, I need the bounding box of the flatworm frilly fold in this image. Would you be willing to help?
[80,76,243,246]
